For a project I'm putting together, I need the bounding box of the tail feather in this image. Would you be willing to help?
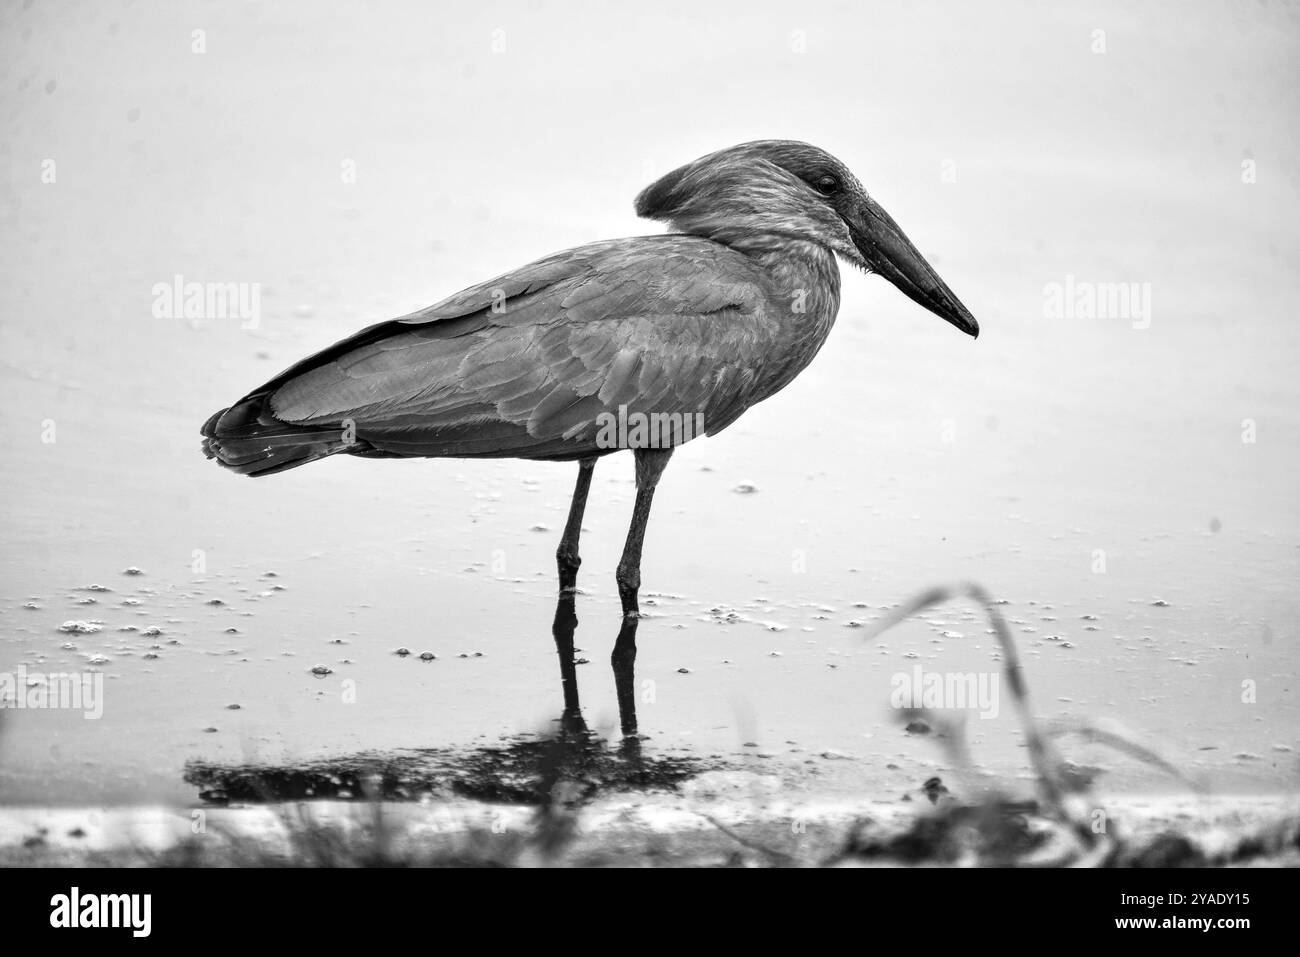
[201,392,358,477]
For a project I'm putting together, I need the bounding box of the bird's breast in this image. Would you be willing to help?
[747,242,842,403]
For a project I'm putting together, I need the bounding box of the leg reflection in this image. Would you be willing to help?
[611,614,639,743]
[550,588,641,749]
[550,590,586,733]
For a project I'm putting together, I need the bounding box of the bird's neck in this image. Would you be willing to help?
[684,221,837,290]
[671,215,843,329]
[726,231,842,315]
[730,232,844,396]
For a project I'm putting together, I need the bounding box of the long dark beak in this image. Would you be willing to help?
[850,198,979,338]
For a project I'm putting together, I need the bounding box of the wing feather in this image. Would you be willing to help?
[262,236,780,460]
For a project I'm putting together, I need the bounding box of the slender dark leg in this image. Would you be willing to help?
[611,448,673,738]
[556,457,596,593]
[615,449,673,618]
[551,458,595,730]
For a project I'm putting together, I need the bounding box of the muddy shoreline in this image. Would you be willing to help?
[4,792,1296,867]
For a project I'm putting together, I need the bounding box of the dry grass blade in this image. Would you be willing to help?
[698,813,796,867]
[1045,717,1202,793]
[862,581,1075,818]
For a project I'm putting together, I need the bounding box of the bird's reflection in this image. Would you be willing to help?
[551,588,640,753]
[185,591,699,806]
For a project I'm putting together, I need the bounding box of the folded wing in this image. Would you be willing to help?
[204,236,779,470]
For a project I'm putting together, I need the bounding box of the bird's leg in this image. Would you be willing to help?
[556,457,596,593]
[550,458,596,730]
[615,448,673,617]
[611,448,673,738]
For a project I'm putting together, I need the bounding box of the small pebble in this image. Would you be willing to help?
[922,776,949,804]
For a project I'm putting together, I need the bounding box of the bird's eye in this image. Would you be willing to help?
[810,174,839,196]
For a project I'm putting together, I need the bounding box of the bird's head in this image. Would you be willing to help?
[635,140,978,338]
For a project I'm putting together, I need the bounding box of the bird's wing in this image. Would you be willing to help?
[264,237,780,459]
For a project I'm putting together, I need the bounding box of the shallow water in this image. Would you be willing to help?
[1,1,1297,807]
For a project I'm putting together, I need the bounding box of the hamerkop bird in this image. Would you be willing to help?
[202,141,979,625]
